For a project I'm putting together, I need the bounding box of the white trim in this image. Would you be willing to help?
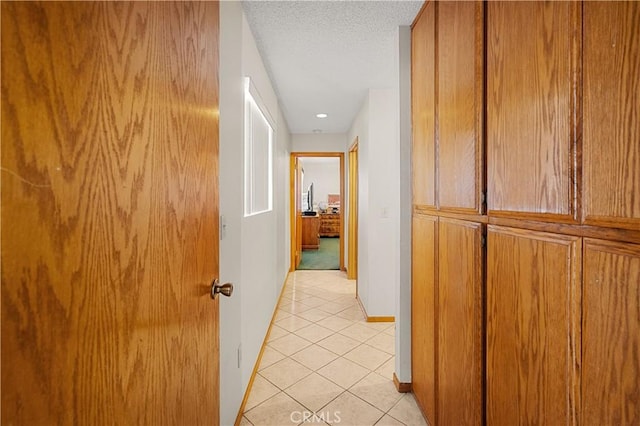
[244,77,276,130]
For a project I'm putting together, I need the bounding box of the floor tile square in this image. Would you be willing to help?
[245,374,281,410]
[375,357,395,379]
[387,394,428,426]
[290,344,339,371]
[260,358,312,389]
[259,346,287,370]
[245,392,306,426]
[268,333,312,356]
[343,344,392,371]
[349,372,403,412]
[317,302,352,315]
[336,308,366,321]
[317,357,369,389]
[298,296,326,308]
[296,307,332,322]
[316,316,354,332]
[279,301,314,315]
[322,392,384,425]
[275,314,313,332]
[267,325,289,342]
[294,323,335,343]
[366,332,395,354]
[274,309,293,321]
[285,373,344,412]
[317,333,360,355]
[340,323,382,342]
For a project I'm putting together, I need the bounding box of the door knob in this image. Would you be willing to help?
[211,279,233,299]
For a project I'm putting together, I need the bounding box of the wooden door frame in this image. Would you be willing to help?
[347,139,359,281]
[290,152,345,272]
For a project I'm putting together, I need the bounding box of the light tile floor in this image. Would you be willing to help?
[241,270,428,426]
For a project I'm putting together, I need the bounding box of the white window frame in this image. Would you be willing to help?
[244,77,275,217]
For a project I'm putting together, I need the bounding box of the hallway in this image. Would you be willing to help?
[240,271,426,425]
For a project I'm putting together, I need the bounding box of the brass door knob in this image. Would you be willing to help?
[211,279,234,299]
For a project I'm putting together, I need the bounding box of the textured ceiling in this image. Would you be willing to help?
[242,1,423,134]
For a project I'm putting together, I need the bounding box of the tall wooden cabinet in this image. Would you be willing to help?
[411,1,640,424]
[411,1,485,424]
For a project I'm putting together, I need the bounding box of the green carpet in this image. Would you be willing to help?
[298,237,340,270]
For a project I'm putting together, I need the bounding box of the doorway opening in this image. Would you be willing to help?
[290,152,345,271]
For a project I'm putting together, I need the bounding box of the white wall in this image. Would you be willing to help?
[219,3,244,423]
[347,89,400,317]
[292,133,347,153]
[299,158,341,209]
[219,3,291,425]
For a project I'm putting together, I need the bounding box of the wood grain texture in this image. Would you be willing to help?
[582,238,640,425]
[489,216,640,246]
[487,226,581,425]
[487,1,579,220]
[347,143,358,279]
[1,2,219,424]
[301,215,320,250]
[583,2,640,230]
[412,1,436,209]
[437,1,484,213]
[437,218,483,425]
[411,214,438,424]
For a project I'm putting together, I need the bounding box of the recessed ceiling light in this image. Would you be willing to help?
[316,113,328,118]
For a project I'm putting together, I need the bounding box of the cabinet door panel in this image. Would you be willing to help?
[438,218,483,424]
[412,2,436,208]
[412,214,437,423]
[487,2,579,220]
[438,1,484,213]
[583,2,640,230]
[487,226,581,425]
[583,239,640,424]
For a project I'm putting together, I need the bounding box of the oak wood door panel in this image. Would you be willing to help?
[1,2,220,424]
[487,226,581,425]
[412,214,438,423]
[582,239,640,425]
[487,2,580,221]
[295,157,303,268]
[437,1,484,214]
[412,1,436,209]
[583,2,640,230]
[437,218,483,425]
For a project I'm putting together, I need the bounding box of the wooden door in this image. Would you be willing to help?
[294,156,303,268]
[437,218,483,424]
[583,1,640,230]
[582,239,640,424]
[411,214,437,423]
[437,0,484,214]
[411,0,436,210]
[1,2,220,424]
[487,1,580,222]
[487,226,581,425]
[347,142,358,280]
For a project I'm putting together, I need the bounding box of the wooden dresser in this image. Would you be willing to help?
[319,212,340,237]
[302,215,320,250]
